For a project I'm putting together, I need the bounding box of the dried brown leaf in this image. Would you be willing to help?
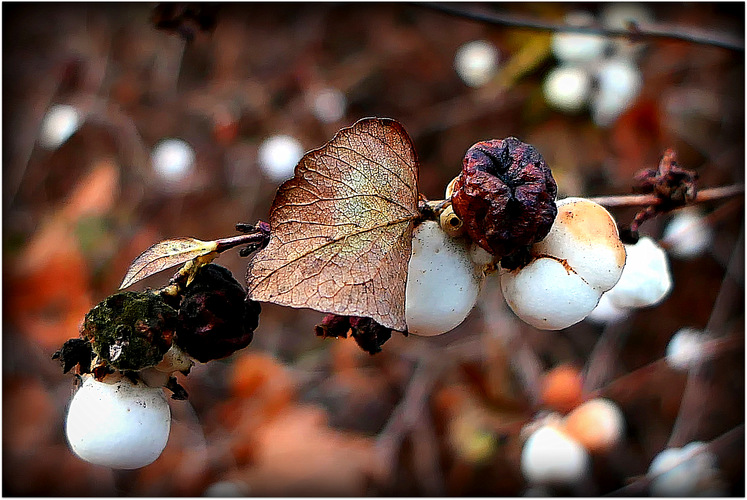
[246,118,419,331]
[119,237,218,289]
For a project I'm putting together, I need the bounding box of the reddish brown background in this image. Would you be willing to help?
[3,3,744,495]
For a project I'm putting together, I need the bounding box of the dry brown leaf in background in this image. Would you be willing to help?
[247,118,419,331]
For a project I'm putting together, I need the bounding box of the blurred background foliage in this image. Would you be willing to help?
[2,2,744,495]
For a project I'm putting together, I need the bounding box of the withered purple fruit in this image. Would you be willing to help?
[176,264,260,362]
[451,137,558,258]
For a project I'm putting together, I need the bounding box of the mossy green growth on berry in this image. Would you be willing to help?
[82,291,177,371]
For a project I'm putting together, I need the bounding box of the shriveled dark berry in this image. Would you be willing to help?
[315,314,352,338]
[82,291,176,371]
[349,317,392,355]
[314,314,393,354]
[176,264,260,362]
[451,138,558,258]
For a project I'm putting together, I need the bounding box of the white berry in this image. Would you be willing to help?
[665,327,705,371]
[151,138,196,182]
[39,104,81,149]
[405,221,483,336]
[501,256,601,330]
[543,65,592,113]
[454,40,500,88]
[309,87,346,124]
[534,198,626,292]
[662,208,714,259]
[605,236,672,309]
[648,442,726,496]
[551,11,608,64]
[591,58,643,127]
[258,135,305,182]
[587,292,630,324]
[501,198,626,330]
[65,374,171,469]
[521,425,590,486]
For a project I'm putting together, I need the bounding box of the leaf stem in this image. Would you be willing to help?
[588,184,744,209]
[215,222,271,253]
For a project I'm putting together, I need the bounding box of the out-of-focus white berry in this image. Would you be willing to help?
[501,198,626,330]
[39,104,81,149]
[203,479,251,496]
[258,135,305,182]
[551,11,608,64]
[665,327,705,371]
[563,398,625,453]
[454,40,500,88]
[309,87,346,124]
[648,442,726,496]
[65,374,171,469]
[521,425,590,486]
[601,3,654,31]
[151,138,196,183]
[600,3,654,58]
[606,236,672,309]
[406,221,483,336]
[662,208,714,259]
[591,58,643,127]
[587,292,630,324]
[543,65,592,113]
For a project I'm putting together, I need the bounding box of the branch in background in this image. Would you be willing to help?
[588,184,744,209]
[422,3,745,52]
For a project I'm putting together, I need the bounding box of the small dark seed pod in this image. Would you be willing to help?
[451,137,558,258]
[82,291,176,371]
[176,264,260,363]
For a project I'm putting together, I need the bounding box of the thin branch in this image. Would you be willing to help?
[422,3,745,52]
[588,184,744,209]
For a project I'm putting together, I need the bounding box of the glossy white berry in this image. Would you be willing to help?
[501,198,626,330]
[665,327,705,371]
[39,104,81,149]
[501,256,601,330]
[65,374,171,469]
[648,442,726,496]
[605,236,672,309]
[454,40,500,88]
[151,138,196,182]
[551,11,608,64]
[406,221,483,336]
[543,65,591,113]
[534,198,626,292]
[591,58,643,127]
[662,208,714,259]
[563,398,625,453]
[258,135,305,182]
[521,425,590,486]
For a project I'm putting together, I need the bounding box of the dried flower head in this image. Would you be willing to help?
[451,137,558,258]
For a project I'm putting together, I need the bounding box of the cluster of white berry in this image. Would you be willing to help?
[543,4,652,126]
[405,183,673,335]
